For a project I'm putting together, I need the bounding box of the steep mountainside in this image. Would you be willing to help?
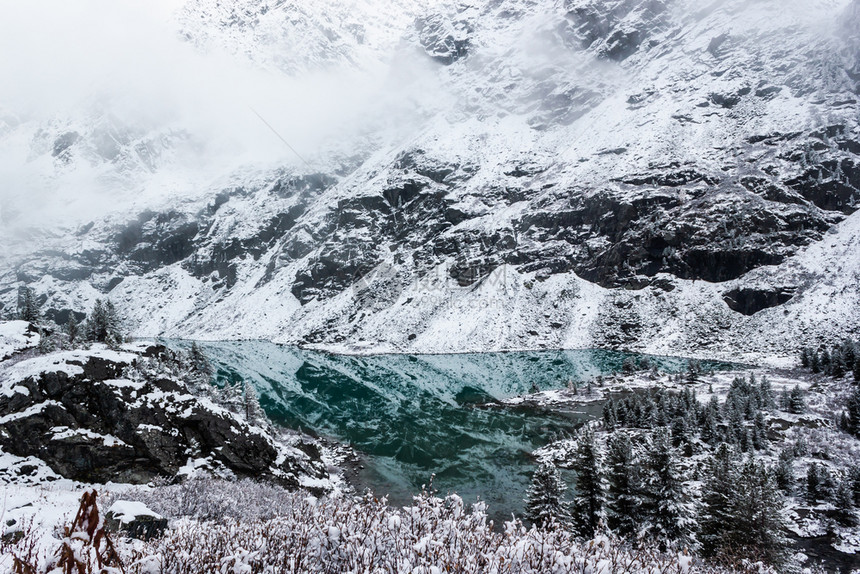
[1,0,859,363]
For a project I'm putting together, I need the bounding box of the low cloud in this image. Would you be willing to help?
[0,0,445,230]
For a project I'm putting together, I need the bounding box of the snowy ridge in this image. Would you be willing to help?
[1,0,859,362]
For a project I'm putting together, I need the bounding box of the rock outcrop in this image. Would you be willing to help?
[0,342,331,490]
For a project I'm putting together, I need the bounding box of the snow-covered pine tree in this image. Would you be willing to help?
[243,381,266,426]
[806,462,823,503]
[571,426,605,538]
[752,410,768,450]
[831,350,847,379]
[774,448,795,494]
[699,444,738,558]
[759,376,775,410]
[103,300,122,347]
[65,313,80,344]
[700,407,719,444]
[810,351,821,373]
[686,360,701,384]
[37,326,53,354]
[725,457,790,567]
[602,401,617,431]
[189,342,215,378]
[846,385,860,437]
[642,427,695,544]
[849,465,860,506]
[17,286,41,324]
[524,461,570,529]
[820,348,832,374]
[788,386,805,414]
[834,478,857,527]
[85,299,107,342]
[605,431,642,538]
[84,299,124,344]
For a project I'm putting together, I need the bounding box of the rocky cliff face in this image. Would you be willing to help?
[1,0,859,361]
[0,335,331,489]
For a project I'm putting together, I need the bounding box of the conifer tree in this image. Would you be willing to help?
[774,449,795,494]
[642,428,695,543]
[189,342,215,378]
[726,458,790,567]
[570,427,605,539]
[686,360,701,384]
[17,286,41,324]
[243,381,265,426]
[759,377,776,410]
[820,348,832,374]
[65,313,80,344]
[700,444,738,558]
[788,386,805,414]
[846,386,860,438]
[701,451,789,566]
[216,381,245,415]
[524,461,570,529]
[602,402,617,431]
[37,326,53,354]
[700,407,719,445]
[605,431,642,538]
[800,348,810,368]
[103,300,122,346]
[834,479,857,527]
[752,411,768,450]
[831,350,847,379]
[85,299,123,345]
[810,351,821,373]
[85,299,108,342]
[807,463,823,504]
[849,465,860,506]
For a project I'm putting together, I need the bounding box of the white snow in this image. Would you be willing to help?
[0,320,38,360]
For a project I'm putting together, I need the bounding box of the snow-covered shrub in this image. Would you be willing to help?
[4,483,778,574]
[102,476,303,522]
[100,482,768,574]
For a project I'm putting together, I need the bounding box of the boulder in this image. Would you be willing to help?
[105,500,167,540]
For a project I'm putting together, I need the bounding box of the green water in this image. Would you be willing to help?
[188,342,735,523]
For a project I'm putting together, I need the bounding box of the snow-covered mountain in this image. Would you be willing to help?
[1,0,859,362]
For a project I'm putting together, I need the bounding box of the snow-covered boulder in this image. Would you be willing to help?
[105,500,167,540]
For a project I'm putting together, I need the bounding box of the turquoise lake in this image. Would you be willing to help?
[189,342,736,523]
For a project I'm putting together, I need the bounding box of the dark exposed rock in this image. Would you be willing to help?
[709,87,751,108]
[723,286,797,316]
[114,211,199,273]
[43,308,87,326]
[784,158,860,214]
[52,131,80,162]
[563,0,669,61]
[616,167,720,187]
[707,34,729,57]
[105,503,168,540]
[414,13,471,65]
[0,348,328,488]
[603,28,643,61]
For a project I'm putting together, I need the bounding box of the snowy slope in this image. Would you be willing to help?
[1,0,859,363]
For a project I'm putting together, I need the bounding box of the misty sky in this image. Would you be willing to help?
[0,0,441,230]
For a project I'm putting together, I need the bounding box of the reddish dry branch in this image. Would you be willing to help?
[55,489,125,574]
